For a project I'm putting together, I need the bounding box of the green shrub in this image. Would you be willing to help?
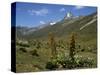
[45,61,58,70]
[30,49,39,56]
[46,53,94,70]
[17,41,30,47]
[36,43,41,49]
[19,47,27,53]
[75,56,94,68]
[48,32,57,58]
[81,48,85,52]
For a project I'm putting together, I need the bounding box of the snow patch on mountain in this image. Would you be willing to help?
[50,22,56,25]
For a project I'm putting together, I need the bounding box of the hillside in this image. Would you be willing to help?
[16,12,97,41]
[16,12,97,72]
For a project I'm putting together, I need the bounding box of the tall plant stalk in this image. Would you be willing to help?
[69,32,76,62]
[48,32,57,58]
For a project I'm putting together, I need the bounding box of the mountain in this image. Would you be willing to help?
[16,26,38,38]
[16,21,58,37]
[16,12,97,42]
[64,12,73,20]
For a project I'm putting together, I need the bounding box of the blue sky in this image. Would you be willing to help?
[16,2,97,27]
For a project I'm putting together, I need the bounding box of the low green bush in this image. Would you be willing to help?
[45,54,94,70]
[17,41,30,47]
[45,61,58,70]
[75,56,94,68]
[30,49,39,56]
[19,47,27,53]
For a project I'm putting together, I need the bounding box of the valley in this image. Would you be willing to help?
[16,12,97,72]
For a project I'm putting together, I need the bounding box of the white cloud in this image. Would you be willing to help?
[40,21,45,24]
[28,8,49,16]
[60,8,65,12]
[75,6,85,9]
